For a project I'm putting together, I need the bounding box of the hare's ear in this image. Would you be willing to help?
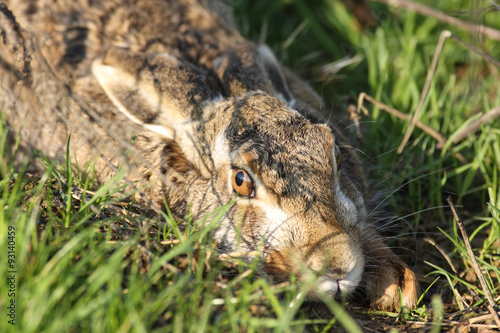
[91,48,214,138]
[257,45,294,104]
[215,42,273,97]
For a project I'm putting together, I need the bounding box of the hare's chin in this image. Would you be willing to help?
[316,260,364,298]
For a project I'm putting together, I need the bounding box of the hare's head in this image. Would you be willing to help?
[92,46,368,299]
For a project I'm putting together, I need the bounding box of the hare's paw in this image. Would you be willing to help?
[365,257,419,311]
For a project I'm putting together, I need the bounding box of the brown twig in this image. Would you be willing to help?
[398,30,451,154]
[370,0,500,41]
[449,35,500,69]
[437,106,500,149]
[356,93,446,144]
[356,93,467,163]
[405,321,500,329]
[424,238,458,274]
[469,313,500,324]
[446,197,500,329]
[424,237,472,309]
[347,103,364,142]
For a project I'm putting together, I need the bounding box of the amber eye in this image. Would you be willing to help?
[334,145,341,167]
[231,169,255,197]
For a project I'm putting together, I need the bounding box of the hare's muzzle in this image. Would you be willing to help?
[316,260,364,299]
[262,229,364,299]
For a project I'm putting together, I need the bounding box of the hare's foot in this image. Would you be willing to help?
[364,244,419,311]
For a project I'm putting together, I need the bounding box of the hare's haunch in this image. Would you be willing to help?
[0,0,418,310]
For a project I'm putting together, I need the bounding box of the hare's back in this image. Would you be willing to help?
[6,1,239,78]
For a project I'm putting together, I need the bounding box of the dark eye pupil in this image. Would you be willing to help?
[235,171,245,186]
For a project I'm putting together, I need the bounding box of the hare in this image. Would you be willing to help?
[0,0,418,310]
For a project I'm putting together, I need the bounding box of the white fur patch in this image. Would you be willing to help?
[317,277,339,296]
[275,93,297,109]
[262,205,290,241]
[338,257,364,293]
[334,183,358,227]
[210,94,225,103]
[212,132,230,169]
[230,190,292,251]
[331,147,367,222]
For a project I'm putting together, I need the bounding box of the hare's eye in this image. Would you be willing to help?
[231,169,255,197]
[334,145,341,167]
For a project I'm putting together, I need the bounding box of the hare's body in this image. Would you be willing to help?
[0,0,418,310]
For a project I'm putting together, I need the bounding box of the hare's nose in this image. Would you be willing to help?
[316,258,364,299]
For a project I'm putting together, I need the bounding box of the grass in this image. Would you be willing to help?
[1,0,500,331]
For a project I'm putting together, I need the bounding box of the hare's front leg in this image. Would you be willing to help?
[363,239,419,311]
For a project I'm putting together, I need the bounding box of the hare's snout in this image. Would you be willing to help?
[262,228,364,298]
[316,259,364,299]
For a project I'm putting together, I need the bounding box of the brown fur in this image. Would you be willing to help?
[0,0,418,310]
